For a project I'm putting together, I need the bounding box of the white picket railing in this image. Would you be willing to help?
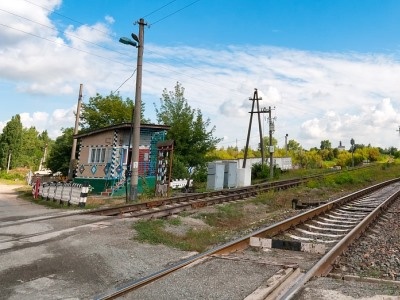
[33,179,192,205]
[170,179,193,189]
[33,182,88,206]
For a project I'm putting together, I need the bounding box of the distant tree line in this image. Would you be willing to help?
[1,83,399,182]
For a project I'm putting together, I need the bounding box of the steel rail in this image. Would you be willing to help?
[93,177,400,299]
[88,178,306,217]
[280,181,400,300]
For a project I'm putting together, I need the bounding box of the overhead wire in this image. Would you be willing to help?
[3,1,331,145]
[0,23,133,68]
[149,0,202,26]
[113,69,137,94]
[142,0,178,18]
[0,7,132,59]
[2,1,285,106]
[21,0,111,37]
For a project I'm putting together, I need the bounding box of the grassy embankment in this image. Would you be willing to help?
[133,162,400,252]
[2,164,400,251]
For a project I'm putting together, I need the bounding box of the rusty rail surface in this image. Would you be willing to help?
[93,177,400,300]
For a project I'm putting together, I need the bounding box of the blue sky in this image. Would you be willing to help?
[1,0,400,150]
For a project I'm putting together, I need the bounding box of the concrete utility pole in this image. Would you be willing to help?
[258,106,275,179]
[68,84,83,180]
[130,18,146,201]
[285,133,288,155]
[267,107,275,179]
[6,151,11,174]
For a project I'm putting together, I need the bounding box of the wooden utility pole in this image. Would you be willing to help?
[68,84,83,180]
[243,89,266,168]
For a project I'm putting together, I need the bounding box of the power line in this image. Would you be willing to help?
[150,0,202,26]
[0,23,133,67]
[0,7,131,59]
[21,0,110,37]
[3,2,263,104]
[113,69,137,94]
[143,0,178,18]
[5,2,334,130]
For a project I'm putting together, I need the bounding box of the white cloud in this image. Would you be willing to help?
[1,2,400,149]
[105,15,115,24]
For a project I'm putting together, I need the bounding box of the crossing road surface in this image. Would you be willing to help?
[0,184,189,300]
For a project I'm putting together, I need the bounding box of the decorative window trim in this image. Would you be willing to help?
[89,147,108,163]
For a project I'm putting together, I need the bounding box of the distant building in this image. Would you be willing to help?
[337,141,346,151]
[236,157,293,170]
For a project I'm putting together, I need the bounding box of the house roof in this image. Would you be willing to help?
[74,122,170,138]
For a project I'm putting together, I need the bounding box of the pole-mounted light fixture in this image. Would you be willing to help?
[119,37,137,47]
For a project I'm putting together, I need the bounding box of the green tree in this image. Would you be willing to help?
[19,127,45,170]
[259,136,278,154]
[155,82,221,181]
[320,148,334,161]
[80,92,149,132]
[320,140,332,150]
[0,115,23,170]
[287,139,302,151]
[336,151,352,167]
[47,128,74,176]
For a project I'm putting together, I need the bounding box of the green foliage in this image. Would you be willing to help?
[251,190,274,205]
[19,127,52,170]
[155,82,221,180]
[0,114,53,172]
[168,217,182,226]
[333,172,355,185]
[0,170,25,181]
[199,203,243,227]
[192,164,207,183]
[171,156,189,179]
[251,163,270,179]
[80,92,149,132]
[320,140,332,150]
[0,115,23,170]
[259,136,278,152]
[138,177,156,198]
[306,179,320,188]
[132,218,221,252]
[46,128,74,175]
[287,139,301,151]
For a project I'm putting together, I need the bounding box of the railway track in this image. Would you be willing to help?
[88,178,305,218]
[93,178,400,299]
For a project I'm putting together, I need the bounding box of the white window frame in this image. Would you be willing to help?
[89,147,108,163]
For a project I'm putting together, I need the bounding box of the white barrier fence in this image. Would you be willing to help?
[170,179,193,189]
[33,179,192,206]
[33,182,89,207]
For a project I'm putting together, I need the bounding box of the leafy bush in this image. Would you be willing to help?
[334,172,355,185]
[0,170,25,181]
[251,163,269,179]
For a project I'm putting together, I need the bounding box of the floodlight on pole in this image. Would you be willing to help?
[119,18,146,201]
[131,33,139,43]
[119,37,137,47]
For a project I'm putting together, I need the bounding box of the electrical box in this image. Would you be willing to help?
[223,161,237,188]
[237,167,251,187]
[207,162,225,190]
